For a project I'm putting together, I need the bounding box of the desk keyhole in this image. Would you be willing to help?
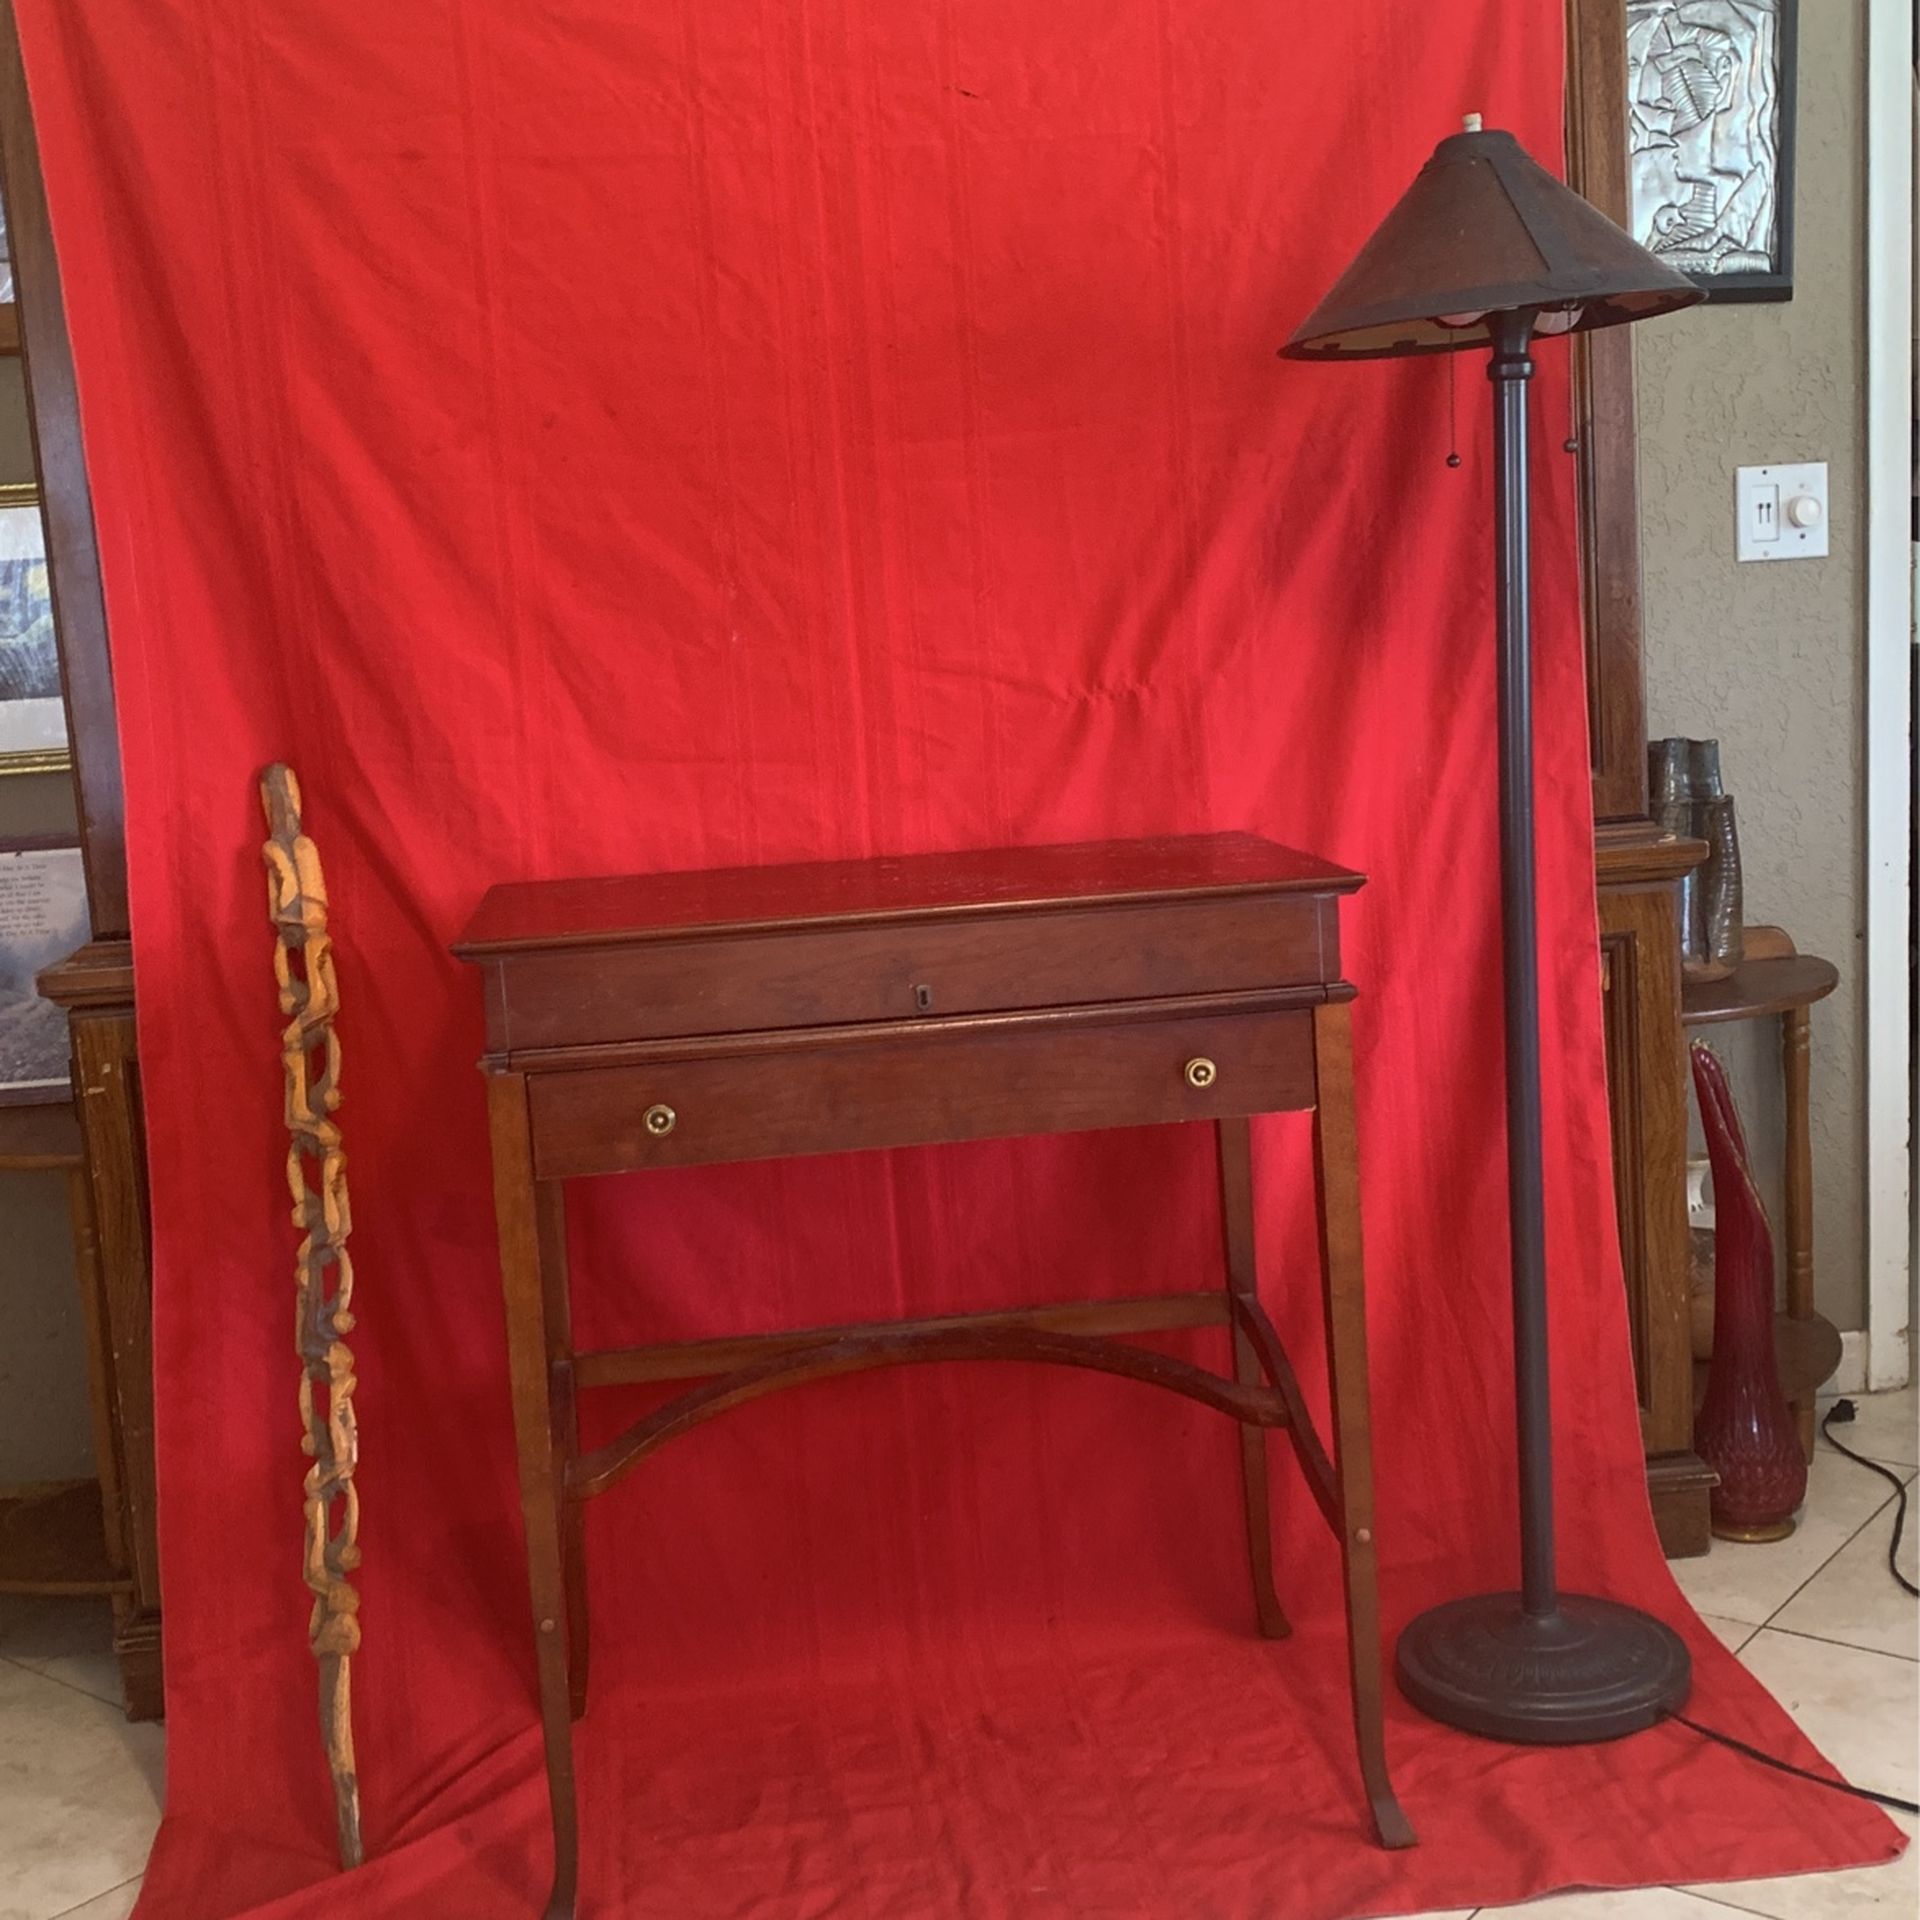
[913,983,934,1012]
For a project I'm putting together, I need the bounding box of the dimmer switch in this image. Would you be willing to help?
[1736,463,1829,562]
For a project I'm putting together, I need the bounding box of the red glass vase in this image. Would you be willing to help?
[1690,1042,1807,1541]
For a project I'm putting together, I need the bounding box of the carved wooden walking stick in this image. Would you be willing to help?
[261,763,364,1870]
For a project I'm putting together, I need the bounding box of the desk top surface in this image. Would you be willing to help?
[458,832,1360,955]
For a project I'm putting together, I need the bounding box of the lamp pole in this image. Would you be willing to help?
[1487,307,1557,1619]
[1393,306,1691,1743]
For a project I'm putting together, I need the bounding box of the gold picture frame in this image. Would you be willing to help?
[0,480,68,777]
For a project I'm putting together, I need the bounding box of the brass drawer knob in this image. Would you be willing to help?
[643,1103,677,1137]
[1184,1056,1217,1089]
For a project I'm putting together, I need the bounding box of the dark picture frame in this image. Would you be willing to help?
[0,834,87,1103]
[1626,0,1798,302]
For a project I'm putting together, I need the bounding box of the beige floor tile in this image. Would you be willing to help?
[1736,1627,1918,1798]
[50,1882,142,1920]
[1696,1613,1762,1655]
[0,1662,160,1920]
[1670,1454,1901,1626]
[0,1596,124,1708]
[1818,1388,1918,1471]
[1679,1630,1916,1916]
[1771,1500,1920,1662]
[1476,1889,1742,1915]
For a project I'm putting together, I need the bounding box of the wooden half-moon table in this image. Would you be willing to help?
[457,831,1413,1918]
[1681,929,1843,1459]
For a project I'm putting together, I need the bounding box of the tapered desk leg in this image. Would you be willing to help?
[1311,1002,1415,1851]
[486,1074,581,1920]
[535,1183,591,1719]
[1217,1117,1290,1639]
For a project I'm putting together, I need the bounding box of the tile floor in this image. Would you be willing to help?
[0,1390,1912,1920]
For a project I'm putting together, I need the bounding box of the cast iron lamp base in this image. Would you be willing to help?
[1396,1592,1692,1744]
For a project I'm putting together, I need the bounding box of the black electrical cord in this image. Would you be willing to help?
[1821,1400,1919,1599]
[1659,1403,1920,1817]
[1666,1711,1919,1816]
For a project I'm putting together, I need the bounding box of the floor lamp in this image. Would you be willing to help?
[1282,119,1704,1741]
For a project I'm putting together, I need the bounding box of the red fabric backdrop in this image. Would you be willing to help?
[14,2,1899,1914]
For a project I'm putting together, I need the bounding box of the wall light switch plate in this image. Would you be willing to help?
[1736,462,1828,562]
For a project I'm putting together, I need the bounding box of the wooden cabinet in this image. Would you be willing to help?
[36,942,163,1711]
[1596,832,1713,1556]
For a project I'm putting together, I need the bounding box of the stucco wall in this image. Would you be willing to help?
[1634,2,1867,1328]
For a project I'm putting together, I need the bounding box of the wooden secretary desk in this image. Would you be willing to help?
[458,834,1413,1915]
[0,0,1708,1719]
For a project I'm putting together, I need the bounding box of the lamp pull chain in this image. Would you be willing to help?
[1447,106,1475,471]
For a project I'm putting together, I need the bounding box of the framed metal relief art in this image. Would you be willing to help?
[0,837,87,1103]
[0,484,66,773]
[1627,0,1797,300]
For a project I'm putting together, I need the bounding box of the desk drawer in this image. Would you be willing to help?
[528,1003,1318,1179]
[486,892,1334,1053]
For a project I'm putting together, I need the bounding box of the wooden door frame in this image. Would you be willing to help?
[0,0,159,1714]
[1564,0,1652,825]
[0,0,128,933]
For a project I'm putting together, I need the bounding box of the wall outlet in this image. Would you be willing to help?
[1736,462,1829,562]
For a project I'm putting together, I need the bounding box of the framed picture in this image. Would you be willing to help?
[0,483,66,774]
[0,838,87,1104]
[1626,0,1797,301]
[0,186,16,353]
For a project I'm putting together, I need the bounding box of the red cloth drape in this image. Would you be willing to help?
[14,2,1899,1914]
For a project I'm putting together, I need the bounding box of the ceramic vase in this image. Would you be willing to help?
[1690,1042,1806,1541]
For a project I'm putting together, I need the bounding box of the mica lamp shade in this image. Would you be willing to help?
[1282,125,1701,360]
